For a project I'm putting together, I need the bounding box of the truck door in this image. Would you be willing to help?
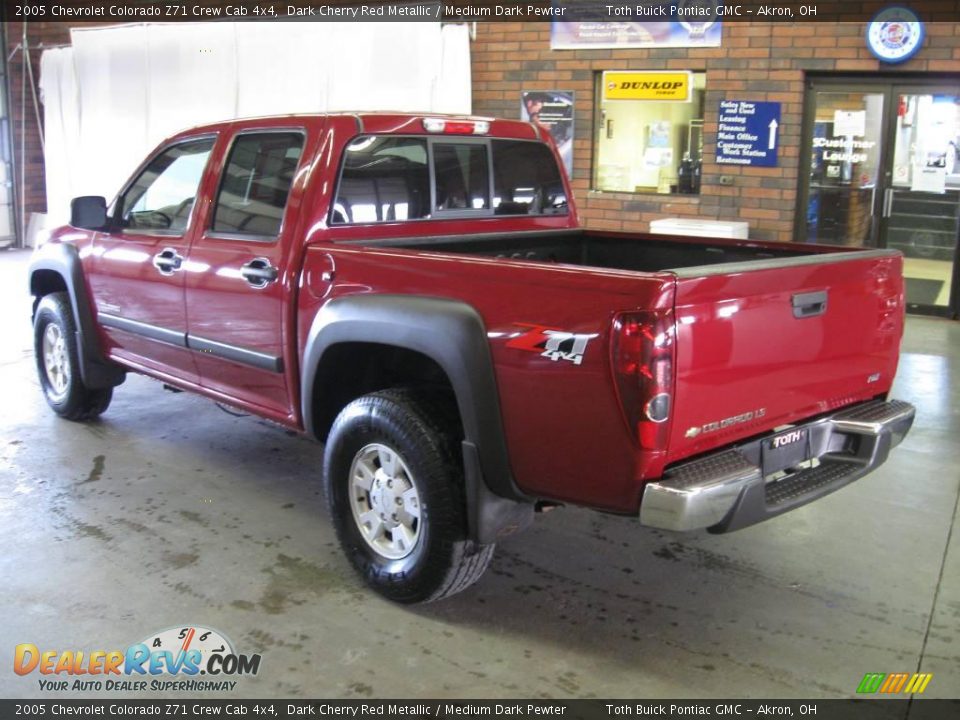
[183,128,310,419]
[88,136,216,384]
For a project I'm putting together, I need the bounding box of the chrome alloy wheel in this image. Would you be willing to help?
[42,323,70,400]
[348,443,422,560]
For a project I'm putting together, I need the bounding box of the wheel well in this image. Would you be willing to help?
[311,343,461,441]
[30,271,68,313]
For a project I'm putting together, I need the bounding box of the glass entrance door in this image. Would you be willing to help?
[799,79,960,317]
[880,88,960,314]
[802,88,886,247]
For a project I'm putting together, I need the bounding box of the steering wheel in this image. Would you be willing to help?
[128,210,172,229]
[150,211,173,228]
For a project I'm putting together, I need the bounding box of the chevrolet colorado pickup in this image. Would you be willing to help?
[29,113,915,602]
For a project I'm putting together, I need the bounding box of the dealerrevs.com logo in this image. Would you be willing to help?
[14,625,261,693]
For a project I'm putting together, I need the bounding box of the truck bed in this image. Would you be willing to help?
[382,228,844,274]
[372,226,905,472]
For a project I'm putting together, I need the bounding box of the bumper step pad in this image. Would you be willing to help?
[639,399,916,533]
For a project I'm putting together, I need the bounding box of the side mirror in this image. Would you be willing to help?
[70,196,108,230]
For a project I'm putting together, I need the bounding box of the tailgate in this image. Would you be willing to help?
[667,250,904,463]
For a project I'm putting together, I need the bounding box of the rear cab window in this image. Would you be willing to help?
[331,135,567,225]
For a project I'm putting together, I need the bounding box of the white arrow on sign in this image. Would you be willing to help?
[768,119,779,150]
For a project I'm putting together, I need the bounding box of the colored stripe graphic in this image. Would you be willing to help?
[857,673,885,693]
[904,674,933,694]
[880,673,909,693]
[857,672,932,694]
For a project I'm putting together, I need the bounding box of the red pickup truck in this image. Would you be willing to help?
[29,113,915,603]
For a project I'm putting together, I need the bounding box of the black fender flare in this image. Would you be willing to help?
[301,294,534,545]
[28,242,125,389]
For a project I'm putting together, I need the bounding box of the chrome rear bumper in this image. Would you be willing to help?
[639,399,915,533]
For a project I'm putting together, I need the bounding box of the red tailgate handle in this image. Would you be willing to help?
[792,290,828,319]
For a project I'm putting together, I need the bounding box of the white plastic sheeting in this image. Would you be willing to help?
[38,22,471,226]
[38,47,82,235]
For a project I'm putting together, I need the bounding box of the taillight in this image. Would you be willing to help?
[611,311,675,450]
[422,118,490,135]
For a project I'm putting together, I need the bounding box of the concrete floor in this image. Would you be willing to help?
[1,246,958,700]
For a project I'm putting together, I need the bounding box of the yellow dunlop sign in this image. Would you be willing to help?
[602,71,692,102]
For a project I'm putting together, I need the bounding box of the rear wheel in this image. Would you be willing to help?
[323,388,494,603]
[33,293,113,421]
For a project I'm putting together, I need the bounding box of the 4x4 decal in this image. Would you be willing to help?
[505,324,597,366]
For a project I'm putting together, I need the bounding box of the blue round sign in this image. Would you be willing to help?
[866,7,925,64]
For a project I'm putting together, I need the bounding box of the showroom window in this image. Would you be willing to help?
[211,131,305,238]
[593,71,706,195]
[332,136,568,224]
[119,138,214,233]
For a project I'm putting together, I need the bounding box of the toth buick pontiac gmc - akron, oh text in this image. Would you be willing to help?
[28,112,914,602]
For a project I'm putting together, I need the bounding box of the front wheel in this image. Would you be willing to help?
[323,389,494,603]
[33,292,113,421]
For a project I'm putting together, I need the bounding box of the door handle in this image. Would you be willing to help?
[152,248,183,275]
[792,290,828,319]
[882,188,895,218]
[240,258,278,288]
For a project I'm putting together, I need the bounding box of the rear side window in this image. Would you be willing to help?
[332,137,430,224]
[211,132,304,238]
[492,140,567,216]
[332,135,567,225]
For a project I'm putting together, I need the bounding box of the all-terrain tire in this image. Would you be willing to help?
[323,388,494,603]
[33,292,113,421]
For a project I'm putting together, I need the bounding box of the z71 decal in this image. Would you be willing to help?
[505,324,598,366]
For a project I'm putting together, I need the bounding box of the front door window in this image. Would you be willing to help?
[117,138,214,234]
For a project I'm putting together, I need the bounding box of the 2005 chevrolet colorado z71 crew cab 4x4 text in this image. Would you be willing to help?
[29,113,914,602]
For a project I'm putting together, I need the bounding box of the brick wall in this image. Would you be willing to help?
[470,21,960,242]
[4,19,960,244]
[4,22,72,235]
